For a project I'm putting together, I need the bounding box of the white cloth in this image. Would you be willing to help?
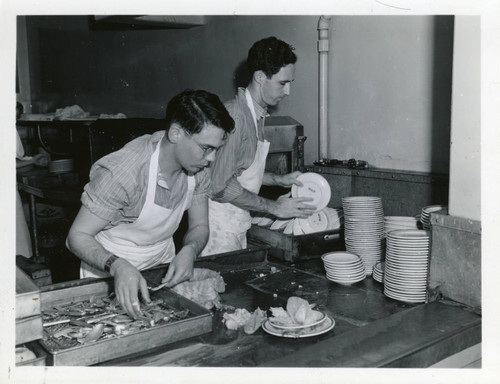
[16,191,32,258]
[81,141,195,278]
[202,89,270,256]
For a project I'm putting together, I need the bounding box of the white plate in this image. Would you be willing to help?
[251,216,264,224]
[257,217,274,227]
[283,219,294,235]
[269,219,292,231]
[384,289,426,303]
[327,272,366,280]
[291,173,331,212]
[262,315,335,338]
[322,252,361,264]
[387,229,430,240]
[323,263,365,271]
[268,311,326,330]
[293,218,305,235]
[298,210,329,234]
[327,275,366,284]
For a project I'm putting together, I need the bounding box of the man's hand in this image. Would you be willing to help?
[273,171,304,188]
[33,153,49,167]
[161,246,196,288]
[271,193,316,219]
[111,258,151,318]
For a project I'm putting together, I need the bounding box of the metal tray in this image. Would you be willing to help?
[38,278,213,366]
[248,225,345,261]
[16,266,41,319]
[16,342,47,367]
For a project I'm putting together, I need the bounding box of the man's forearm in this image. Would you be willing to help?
[227,188,277,215]
[182,223,210,257]
[262,172,278,186]
[66,232,114,272]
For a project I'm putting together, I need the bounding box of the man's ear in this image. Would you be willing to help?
[167,123,184,143]
[253,70,267,85]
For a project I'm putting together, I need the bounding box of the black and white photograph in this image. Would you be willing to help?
[2,1,499,383]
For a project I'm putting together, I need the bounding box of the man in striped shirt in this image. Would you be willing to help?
[201,37,316,256]
[66,90,234,318]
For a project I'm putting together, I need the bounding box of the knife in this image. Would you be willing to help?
[143,276,167,292]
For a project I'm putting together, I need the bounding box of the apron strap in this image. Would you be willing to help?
[245,88,260,139]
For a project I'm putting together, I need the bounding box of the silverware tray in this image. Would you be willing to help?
[38,278,212,366]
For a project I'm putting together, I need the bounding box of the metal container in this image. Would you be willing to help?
[38,278,213,366]
[248,225,344,262]
[16,342,47,367]
[16,267,43,345]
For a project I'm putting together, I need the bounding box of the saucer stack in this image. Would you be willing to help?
[342,196,385,275]
[321,251,366,285]
[384,229,430,303]
[372,261,385,283]
[420,205,448,230]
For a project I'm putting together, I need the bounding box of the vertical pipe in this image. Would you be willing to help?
[318,15,331,162]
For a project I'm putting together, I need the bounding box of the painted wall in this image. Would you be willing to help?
[328,16,453,174]
[21,15,453,173]
[448,17,481,221]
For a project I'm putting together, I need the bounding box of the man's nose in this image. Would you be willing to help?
[205,150,217,162]
[283,83,291,96]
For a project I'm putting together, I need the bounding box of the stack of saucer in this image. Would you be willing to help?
[384,216,419,236]
[384,229,430,303]
[342,196,385,275]
[372,261,385,283]
[420,205,448,230]
[321,251,366,285]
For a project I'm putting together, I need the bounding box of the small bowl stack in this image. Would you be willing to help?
[321,252,366,285]
[372,261,385,283]
[420,205,448,230]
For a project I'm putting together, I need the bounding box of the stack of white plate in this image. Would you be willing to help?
[384,229,430,303]
[372,261,385,283]
[342,196,385,275]
[420,205,448,230]
[321,251,366,285]
[384,216,419,236]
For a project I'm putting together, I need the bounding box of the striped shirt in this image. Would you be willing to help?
[82,131,209,227]
[209,88,268,202]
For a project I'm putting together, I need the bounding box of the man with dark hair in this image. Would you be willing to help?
[202,37,316,256]
[66,89,234,318]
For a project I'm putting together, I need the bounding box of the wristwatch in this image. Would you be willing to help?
[104,255,120,273]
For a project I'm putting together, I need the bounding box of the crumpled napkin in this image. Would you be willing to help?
[171,268,226,310]
[54,105,90,120]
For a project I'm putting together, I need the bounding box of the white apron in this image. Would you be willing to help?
[81,140,195,278]
[202,89,270,256]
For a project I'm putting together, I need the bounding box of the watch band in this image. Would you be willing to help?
[104,255,120,273]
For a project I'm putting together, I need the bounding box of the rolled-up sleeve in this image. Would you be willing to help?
[81,153,141,223]
[191,169,210,206]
